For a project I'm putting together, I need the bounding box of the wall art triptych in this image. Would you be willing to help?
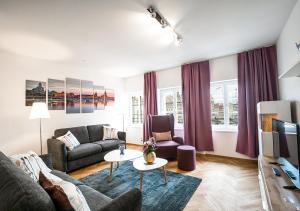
[25,78,115,114]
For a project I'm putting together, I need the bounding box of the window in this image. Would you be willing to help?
[210,80,238,129]
[159,87,183,127]
[130,94,144,125]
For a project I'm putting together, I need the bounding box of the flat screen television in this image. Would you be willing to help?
[272,119,300,189]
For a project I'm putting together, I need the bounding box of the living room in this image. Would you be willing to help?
[0,0,300,210]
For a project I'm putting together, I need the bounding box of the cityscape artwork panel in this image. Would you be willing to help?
[81,80,94,113]
[66,78,81,114]
[48,78,65,110]
[25,80,46,106]
[105,89,115,106]
[94,85,105,110]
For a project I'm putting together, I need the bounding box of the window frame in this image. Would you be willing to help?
[128,92,144,127]
[158,86,183,129]
[210,79,238,131]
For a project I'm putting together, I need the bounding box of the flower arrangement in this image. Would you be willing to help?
[143,137,157,164]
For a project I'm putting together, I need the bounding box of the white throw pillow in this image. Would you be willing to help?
[10,151,53,182]
[57,131,80,150]
[103,126,119,140]
[44,173,91,211]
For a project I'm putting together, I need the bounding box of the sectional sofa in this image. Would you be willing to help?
[0,151,141,211]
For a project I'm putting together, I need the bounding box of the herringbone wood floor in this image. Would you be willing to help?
[69,144,262,211]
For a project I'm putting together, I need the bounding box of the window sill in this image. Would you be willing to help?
[212,128,238,133]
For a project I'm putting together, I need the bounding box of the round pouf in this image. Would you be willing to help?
[177,145,196,171]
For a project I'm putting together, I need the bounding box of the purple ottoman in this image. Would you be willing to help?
[177,145,196,171]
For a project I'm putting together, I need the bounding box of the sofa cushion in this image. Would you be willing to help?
[67,143,102,161]
[93,140,125,151]
[87,124,104,142]
[54,126,90,144]
[78,185,112,211]
[51,170,84,186]
[0,160,56,211]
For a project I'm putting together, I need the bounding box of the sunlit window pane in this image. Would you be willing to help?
[131,95,144,124]
[211,84,225,125]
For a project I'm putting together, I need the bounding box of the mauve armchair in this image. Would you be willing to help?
[149,114,184,160]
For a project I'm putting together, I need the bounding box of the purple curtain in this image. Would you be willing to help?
[236,45,278,158]
[143,71,158,141]
[182,61,214,151]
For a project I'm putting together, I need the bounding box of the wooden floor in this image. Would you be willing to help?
[69,144,262,211]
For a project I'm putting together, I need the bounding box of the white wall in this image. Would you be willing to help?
[277,1,300,76]
[277,1,300,123]
[124,54,251,159]
[0,50,125,155]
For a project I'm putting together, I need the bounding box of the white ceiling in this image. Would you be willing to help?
[0,0,297,78]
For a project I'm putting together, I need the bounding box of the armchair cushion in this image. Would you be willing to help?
[67,143,102,161]
[173,136,184,145]
[155,140,180,160]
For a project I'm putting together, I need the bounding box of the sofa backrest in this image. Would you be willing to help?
[87,124,109,142]
[54,126,90,144]
[0,151,56,211]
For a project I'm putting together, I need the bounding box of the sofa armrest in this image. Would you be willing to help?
[117,131,126,142]
[100,188,142,211]
[47,138,67,172]
[173,136,184,145]
[39,154,53,170]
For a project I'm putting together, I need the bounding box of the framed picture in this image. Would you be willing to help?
[105,89,115,106]
[66,78,80,114]
[81,80,94,113]
[48,79,65,110]
[25,80,46,106]
[94,85,105,110]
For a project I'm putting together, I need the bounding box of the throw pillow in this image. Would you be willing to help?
[10,151,52,182]
[39,171,75,211]
[103,126,119,140]
[152,131,172,141]
[57,131,80,150]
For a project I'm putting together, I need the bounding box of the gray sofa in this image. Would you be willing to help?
[0,151,142,211]
[48,124,126,172]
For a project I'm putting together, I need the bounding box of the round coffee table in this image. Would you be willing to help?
[104,149,143,181]
[133,157,168,192]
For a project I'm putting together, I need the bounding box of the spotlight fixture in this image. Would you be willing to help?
[147,6,183,46]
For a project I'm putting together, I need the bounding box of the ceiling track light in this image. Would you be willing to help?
[147,6,183,46]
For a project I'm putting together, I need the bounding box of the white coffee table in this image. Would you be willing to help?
[133,157,168,192]
[104,149,143,181]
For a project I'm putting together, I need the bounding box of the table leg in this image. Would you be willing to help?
[163,166,167,183]
[140,171,144,192]
[109,162,113,182]
[117,162,119,168]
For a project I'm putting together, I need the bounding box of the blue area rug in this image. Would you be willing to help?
[80,161,201,211]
